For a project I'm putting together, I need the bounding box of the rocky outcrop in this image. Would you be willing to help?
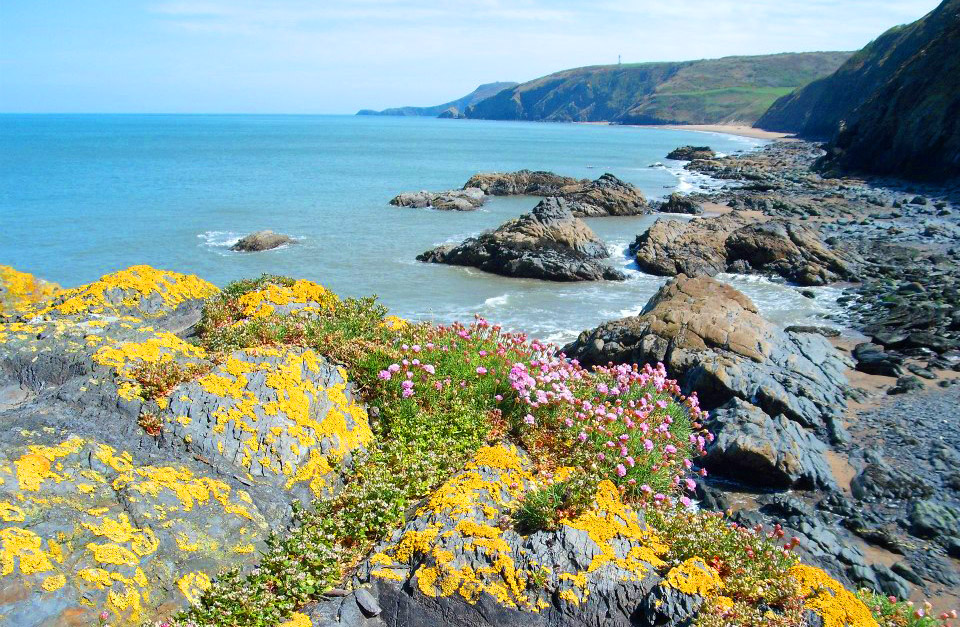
[462,172,649,217]
[630,212,852,286]
[667,146,715,161]
[702,398,836,489]
[463,170,582,196]
[0,266,371,624]
[417,198,626,282]
[231,230,294,252]
[0,265,60,316]
[308,444,703,627]
[657,193,703,215]
[563,275,849,485]
[390,188,485,211]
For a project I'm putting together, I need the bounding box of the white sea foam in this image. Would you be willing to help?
[484,294,510,308]
[198,230,242,249]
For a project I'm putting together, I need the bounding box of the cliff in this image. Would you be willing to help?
[356,81,518,117]
[756,0,960,180]
[462,52,851,125]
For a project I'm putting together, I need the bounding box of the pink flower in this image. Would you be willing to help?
[680,496,692,508]
[422,364,435,375]
[665,444,677,454]
[388,363,401,373]
[495,394,503,401]
[476,366,487,375]
[578,432,588,442]
[643,439,654,451]
[523,414,536,425]
[378,370,391,380]
[616,464,627,477]
[685,478,696,491]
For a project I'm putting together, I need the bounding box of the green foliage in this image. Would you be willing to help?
[857,590,956,627]
[130,359,210,402]
[512,472,595,534]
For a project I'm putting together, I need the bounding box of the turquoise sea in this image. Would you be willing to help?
[0,114,843,342]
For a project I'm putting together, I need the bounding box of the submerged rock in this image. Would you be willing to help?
[418,197,626,282]
[390,188,486,211]
[231,230,294,252]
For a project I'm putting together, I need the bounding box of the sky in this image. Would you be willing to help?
[0,0,944,114]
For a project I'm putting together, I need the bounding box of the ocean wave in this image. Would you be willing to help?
[483,294,510,308]
[198,230,242,249]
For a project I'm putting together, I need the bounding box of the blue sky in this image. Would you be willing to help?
[0,0,943,113]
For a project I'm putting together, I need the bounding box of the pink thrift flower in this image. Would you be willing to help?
[680,496,692,508]
[616,464,626,477]
[378,370,391,380]
[665,444,677,454]
[643,439,654,451]
[388,363,401,373]
[523,414,536,425]
[476,366,487,375]
[685,478,696,491]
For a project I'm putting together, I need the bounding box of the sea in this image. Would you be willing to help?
[0,114,846,344]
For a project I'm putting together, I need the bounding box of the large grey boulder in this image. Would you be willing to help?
[390,188,486,211]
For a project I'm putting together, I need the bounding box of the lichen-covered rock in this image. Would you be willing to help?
[309,444,669,626]
[789,564,879,627]
[390,188,486,211]
[0,265,372,624]
[463,170,583,196]
[0,265,61,317]
[418,198,626,282]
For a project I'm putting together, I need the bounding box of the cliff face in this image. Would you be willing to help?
[463,52,851,125]
[756,0,960,180]
[356,81,518,117]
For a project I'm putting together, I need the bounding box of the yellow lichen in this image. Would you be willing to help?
[789,564,879,627]
[664,558,724,596]
[236,279,338,318]
[0,265,61,315]
[177,570,212,605]
[278,611,313,627]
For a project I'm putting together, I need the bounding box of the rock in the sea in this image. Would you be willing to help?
[658,193,704,215]
[463,170,583,196]
[463,171,649,217]
[666,146,716,161]
[390,187,485,211]
[630,212,852,286]
[563,275,850,443]
[702,398,836,489]
[231,229,295,252]
[417,197,626,282]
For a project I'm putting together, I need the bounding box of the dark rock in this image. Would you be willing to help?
[667,146,716,161]
[355,588,382,617]
[887,375,924,395]
[908,500,960,540]
[702,398,836,489]
[850,452,934,501]
[659,193,703,215]
[418,197,625,282]
[852,343,903,377]
[231,230,295,252]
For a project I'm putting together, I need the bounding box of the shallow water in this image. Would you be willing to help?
[0,114,845,343]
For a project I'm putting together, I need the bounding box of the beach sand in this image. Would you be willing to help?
[645,124,797,141]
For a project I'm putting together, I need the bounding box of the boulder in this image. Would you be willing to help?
[852,343,903,377]
[702,398,837,490]
[658,193,703,215]
[231,230,294,252]
[462,171,648,217]
[417,198,626,282]
[630,213,852,286]
[390,188,485,211]
[666,146,716,161]
[563,275,849,442]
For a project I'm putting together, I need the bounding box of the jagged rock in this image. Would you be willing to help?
[0,265,61,317]
[462,171,648,217]
[231,230,295,252]
[702,398,836,489]
[658,193,704,215]
[630,213,852,286]
[563,275,849,442]
[390,188,485,211]
[464,170,581,195]
[417,198,625,282]
[908,501,960,541]
[667,146,716,161]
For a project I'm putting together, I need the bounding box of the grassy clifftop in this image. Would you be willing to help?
[463,52,851,125]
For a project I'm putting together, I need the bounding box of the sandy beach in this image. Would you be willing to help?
[642,123,798,141]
